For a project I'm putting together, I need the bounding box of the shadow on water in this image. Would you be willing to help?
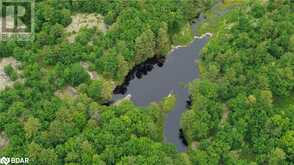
[111,36,209,152]
[179,129,188,146]
[109,0,239,151]
[110,12,211,151]
[113,56,166,95]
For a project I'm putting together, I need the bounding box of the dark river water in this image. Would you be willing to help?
[112,35,209,151]
[110,1,233,151]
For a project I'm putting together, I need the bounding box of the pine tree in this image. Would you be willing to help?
[158,22,171,55]
[134,28,155,64]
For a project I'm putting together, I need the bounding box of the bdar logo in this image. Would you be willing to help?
[0,157,10,165]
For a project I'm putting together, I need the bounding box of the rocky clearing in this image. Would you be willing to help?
[0,132,9,150]
[65,13,108,43]
[0,57,21,91]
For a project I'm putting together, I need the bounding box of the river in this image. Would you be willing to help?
[109,0,239,151]
[112,33,210,151]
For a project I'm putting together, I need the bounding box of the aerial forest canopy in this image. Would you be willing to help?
[0,0,293,165]
[182,0,294,164]
[0,0,215,164]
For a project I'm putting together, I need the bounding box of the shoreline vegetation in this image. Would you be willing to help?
[0,0,292,164]
[196,0,245,35]
[0,1,219,164]
[181,0,293,164]
[180,0,245,145]
[111,0,241,151]
[181,0,244,143]
[111,1,218,99]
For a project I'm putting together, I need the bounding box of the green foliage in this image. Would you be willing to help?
[24,117,41,139]
[197,0,244,35]
[160,94,177,113]
[96,49,129,80]
[180,0,217,22]
[75,28,96,45]
[183,1,294,164]
[28,142,58,165]
[0,0,221,164]
[0,41,15,58]
[172,24,193,46]
[86,80,102,101]
[64,63,90,86]
[182,80,223,142]
[83,79,114,102]
[157,22,171,55]
[4,64,18,81]
[135,29,156,64]
[0,77,180,165]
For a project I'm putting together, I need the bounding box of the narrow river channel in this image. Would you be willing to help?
[112,34,209,151]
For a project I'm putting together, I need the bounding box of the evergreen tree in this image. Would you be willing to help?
[135,29,155,64]
[158,22,171,55]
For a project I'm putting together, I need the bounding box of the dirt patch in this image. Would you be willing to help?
[113,94,132,106]
[220,105,229,127]
[65,13,107,43]
[230,149,241,159]
[0,57,21,91]
[0,132,9,150]
[55,86,78,100]
[191,141,199,150]
[80,61,100,80]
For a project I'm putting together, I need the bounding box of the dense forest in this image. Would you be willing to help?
[182,0,294,164]
[0,0,213,164]
[0,0,293,165]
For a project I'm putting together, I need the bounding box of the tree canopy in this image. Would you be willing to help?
[182,1,294,164]
[0,0,215,164]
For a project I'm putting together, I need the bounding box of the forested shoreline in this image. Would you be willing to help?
[0,0,215,164]
[182,0,294,164]
[0,0,293,165]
